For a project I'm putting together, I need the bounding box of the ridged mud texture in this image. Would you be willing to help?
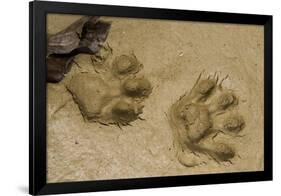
[67,52,152,126]
[168,72,245,167]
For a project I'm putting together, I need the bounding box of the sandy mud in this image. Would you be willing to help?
[47,14,264,183]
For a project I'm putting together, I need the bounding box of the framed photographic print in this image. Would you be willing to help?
[29,1,273,195]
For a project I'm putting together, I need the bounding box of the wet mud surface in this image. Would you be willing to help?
[47,14,264,182]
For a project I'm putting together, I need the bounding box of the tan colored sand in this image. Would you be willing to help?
[46,14,264,183]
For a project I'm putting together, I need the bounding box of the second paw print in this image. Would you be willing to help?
[168,72,246,166]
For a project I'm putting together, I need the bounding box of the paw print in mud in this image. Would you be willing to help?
[67,52,152,127]
[168,72,245,167]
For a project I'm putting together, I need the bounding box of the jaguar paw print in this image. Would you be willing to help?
[168,72,245,167]
[67,52,152,127]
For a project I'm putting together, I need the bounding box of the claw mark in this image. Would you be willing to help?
[213,71,217,80]
[219,74,229,86]
[98,121,109,126]
[211,132,220,140]
[72,59,82,68]
[116,123,123,130]
[189,70,204,96]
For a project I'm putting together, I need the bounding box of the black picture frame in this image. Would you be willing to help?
[29,1,273,195]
